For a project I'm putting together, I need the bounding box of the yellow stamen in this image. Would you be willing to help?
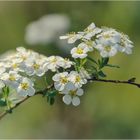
[76,48,83,54]
[9,75,16,81]
[105,46,111,52]
[21,83,29,90]
[60,77,68,84]
[75,76,81,82]
[33,64,40,70]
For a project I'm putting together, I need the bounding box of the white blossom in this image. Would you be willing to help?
[60,32,83,44]
[1,71,21,88]
[17,77,35,97]
[95,40,118,58]
[82,22,102,40]
[61,82,84,106]
[25,14,70,45]
[58,58,73,69]
[52,72,69,91]
[68,71,87,88]
[117,34,134,54]
[71,43,89,59]
[97,28,121,44]
[43,56,62,72]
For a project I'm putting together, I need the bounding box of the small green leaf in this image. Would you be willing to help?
[102,57,109,65]
[106,64,120,68]
[99,57,109,69]
[98,71,106,78]
[0,100,7,107]
[128,77,136,83]
[87,57,97,64]
[50,97,55,105]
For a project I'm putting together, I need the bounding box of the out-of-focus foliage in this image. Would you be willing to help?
[0,1,140,139]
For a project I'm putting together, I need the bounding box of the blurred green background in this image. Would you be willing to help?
[0,1,140,139]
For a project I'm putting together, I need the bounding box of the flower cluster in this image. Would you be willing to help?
[0,47,74,107]
[0,22,134,109]
[60,23,134,58]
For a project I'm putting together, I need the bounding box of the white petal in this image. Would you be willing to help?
[76,88,84,96]
[59,35,68,40]
[17,89,28,97]
[72,96,80,106]
[27,87,35,96]
[0,80,5,89]
[62,95,72,105]
[54,82,65,91]
[65,82,76,91]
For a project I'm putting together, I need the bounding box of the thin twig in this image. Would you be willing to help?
[89,77,140,88]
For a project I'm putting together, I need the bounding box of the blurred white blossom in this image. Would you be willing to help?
[25,14,70,45]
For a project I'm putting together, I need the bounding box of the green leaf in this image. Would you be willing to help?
[102,57,109,65]
[99,57,109,69]
[106,64,120,68]
[50,97,55,105]
[45,89,57,105]
[87,57,97,64]
[98,71,106,78]
[128,77,136,83]
[2,86,10,96]
[0,100,7,107]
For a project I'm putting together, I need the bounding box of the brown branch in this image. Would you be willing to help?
[89,77,140,88]
[0,77,140,120]
[0,84,53,121]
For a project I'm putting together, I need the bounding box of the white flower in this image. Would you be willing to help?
[79,41,95,52]
[52,72,69,91]
[0,62,6,75]
[97,28,121,44]
[117,34,134,54]
[60,32,83,44]
[95,38,118,57]
[17,77,35,97]
[58,58,73,69]
[16,47,32,63]
[1,71,21,88]
[79,68,91,79]
[43,56,64,72]
[25,14,70,45]
[68,71,87,88]
[24,58,47,77]
[82,22,102,40]
[71,43,89,59]
[61,82,84,106]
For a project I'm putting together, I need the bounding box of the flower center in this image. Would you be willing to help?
[9,75,16,81]
[104,34,110,39]
[69,90,77,96]
[12,63,18,69]
[75,76,81,83]
[76,48,83,54]
[60,77,68,84]
[105,46,111,52]
[51,58,57,63]
[33,64,40,70]
[21,83,29,90]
